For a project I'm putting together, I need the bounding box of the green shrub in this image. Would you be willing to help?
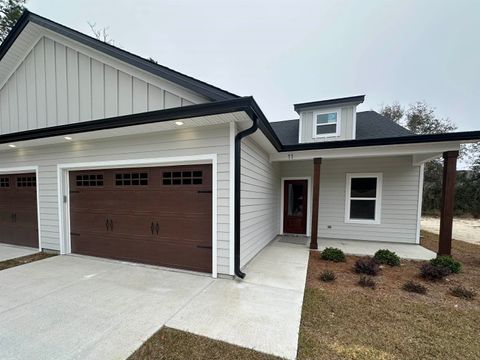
[320,247,346,262]
[420,263,450,281]
[319,270,336,282]
[430,256,462,274]
[358,275,376,289]
[374,249,400,266]
[354,257,380,276]
[449,286,476,300]
[402,280,427,294]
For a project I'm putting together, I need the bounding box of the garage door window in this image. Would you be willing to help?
[115,172,148,186]
[0,177,9,188]
[76,174,104,187]
[17,176,36,187]
[163,171,202,185]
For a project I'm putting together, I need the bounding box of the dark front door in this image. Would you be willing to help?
[283,180,308,234]
[69,165,212,273]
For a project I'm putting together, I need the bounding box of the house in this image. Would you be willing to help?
[0,11,479,279]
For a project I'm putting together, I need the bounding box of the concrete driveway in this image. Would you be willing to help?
[0,255,213,360]
[0,244,38,262]
[0,239,309,360]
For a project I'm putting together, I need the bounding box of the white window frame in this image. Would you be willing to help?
[345,173,382,224]
[313,108,341,138]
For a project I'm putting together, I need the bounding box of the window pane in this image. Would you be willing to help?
[287,184,304,216]
[317,113,337,124]
[351,178,377,198]
[350,200,376,220]
[317,124,337,135]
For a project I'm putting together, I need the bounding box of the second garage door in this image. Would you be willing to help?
[69,165,212,273]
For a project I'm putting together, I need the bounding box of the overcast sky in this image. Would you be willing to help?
[28,0,479,131]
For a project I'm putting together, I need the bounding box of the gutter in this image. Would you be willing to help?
[234,114,259,279]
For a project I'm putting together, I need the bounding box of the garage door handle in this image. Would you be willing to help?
[155,222,160,235]
[151,222,155,235]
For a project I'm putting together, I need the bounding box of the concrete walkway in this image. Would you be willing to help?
[167,240,309,359]
[0,244,38,262]
[318,238,436,260]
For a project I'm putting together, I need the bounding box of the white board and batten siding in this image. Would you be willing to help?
[240,137,280,267]
[0,125,232,275]
[299,106,355,143]
[0,36,203,135]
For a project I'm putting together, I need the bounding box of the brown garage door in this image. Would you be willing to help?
[69,165,212,273]
[0,173,39,248]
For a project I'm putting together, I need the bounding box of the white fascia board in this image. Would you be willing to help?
[270,141,462,162]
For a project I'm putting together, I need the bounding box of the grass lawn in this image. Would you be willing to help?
[0,252,56,271]
[130,231,480,359]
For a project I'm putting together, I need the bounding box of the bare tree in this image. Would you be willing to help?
[88,21,115,45]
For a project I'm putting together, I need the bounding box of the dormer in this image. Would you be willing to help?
[294,95,365,143]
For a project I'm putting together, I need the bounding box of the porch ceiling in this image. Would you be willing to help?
[269,140,462,162]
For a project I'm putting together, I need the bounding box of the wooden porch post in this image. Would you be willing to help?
[310,158,322,250]
[438,150,459,256]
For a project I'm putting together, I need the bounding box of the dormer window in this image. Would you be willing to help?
[314,109,341,137]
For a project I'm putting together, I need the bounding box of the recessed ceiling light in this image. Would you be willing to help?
[175,121,184,126]
[64,136,73,140]
[8,144,16,148]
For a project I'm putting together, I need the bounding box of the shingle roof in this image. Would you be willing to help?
[270,111,412,145]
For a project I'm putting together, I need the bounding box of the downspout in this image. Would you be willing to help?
[234,114,258,279]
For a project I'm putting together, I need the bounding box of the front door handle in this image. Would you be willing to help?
[105,218,109,231]
[109,219,113,231]
[155,222,160,235]
[151,222,155,235]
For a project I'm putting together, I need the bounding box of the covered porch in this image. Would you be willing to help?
[275,147,460,259]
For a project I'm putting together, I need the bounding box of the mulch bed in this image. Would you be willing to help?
[0,252,56,271]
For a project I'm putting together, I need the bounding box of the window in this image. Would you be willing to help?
[163,170,203,185]
[76,174,104,187]
[115,173,148,186]
[0,177,9,188]
[313,110,340,137]
[345,173,382,224]
[17,176,36,187]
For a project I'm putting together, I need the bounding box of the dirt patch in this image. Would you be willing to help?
[422,216,480,245]
[0,252,56,271]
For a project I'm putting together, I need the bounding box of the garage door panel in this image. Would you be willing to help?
[72,233,212,273]
[0,173,38,248]
[69,164,212,273]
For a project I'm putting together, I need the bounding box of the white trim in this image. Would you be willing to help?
[415,164,425,244]
[0,165,42,251]
[344,173,383,225]
[57,154,218,278]
[228,121,236,275]
[298,113,303,144]
[270,141,461,162]
[352,107,357,139]
[312,108,341,138]
[280,177,312,236]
